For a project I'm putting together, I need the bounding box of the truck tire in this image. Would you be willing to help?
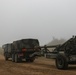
[55,54,68,70]
[30,58,35,62]
[26,57,35,62]
[12,54,15,62]
[5,53,8,61]
[15,54,18,63]
[26,59,29,62]
[18,58,22,62]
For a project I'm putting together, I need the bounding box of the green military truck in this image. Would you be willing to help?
[2,43,13,61]
[2,39,40,63]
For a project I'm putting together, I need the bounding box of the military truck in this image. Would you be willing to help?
[2,39,40,63]
[2,43,13,61]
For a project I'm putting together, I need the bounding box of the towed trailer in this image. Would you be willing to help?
[39,36,76,70]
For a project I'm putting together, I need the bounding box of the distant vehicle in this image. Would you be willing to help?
[2,39,40,63]
[2,43,13,61]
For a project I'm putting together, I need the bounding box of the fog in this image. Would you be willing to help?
[0,0,76,46]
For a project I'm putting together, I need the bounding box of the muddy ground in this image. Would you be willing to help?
[0,55,76,75]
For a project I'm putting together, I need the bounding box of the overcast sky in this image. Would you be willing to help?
[0,0,76,46]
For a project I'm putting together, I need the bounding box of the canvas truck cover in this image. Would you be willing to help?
[13,39,39,50]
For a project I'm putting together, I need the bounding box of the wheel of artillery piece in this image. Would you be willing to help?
[30,58,35,62]
[5,53,8,61]
[55,54,68,70]
[15,54,19,63]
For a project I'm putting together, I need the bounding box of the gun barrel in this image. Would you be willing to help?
[38,45,59,49]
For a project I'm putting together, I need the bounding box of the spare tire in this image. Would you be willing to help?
[55,54,68,70]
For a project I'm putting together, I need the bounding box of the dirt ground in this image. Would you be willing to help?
[0,55,76,75]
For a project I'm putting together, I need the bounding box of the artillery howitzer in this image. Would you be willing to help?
[39,36,76,70]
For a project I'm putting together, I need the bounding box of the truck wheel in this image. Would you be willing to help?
[15,54,18,63]
[55,54,68,70]
[12,54,15,62]
[26,59,29,62]
[18,58,22,62]
[30,58,35,62]
[5,53,8,61]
